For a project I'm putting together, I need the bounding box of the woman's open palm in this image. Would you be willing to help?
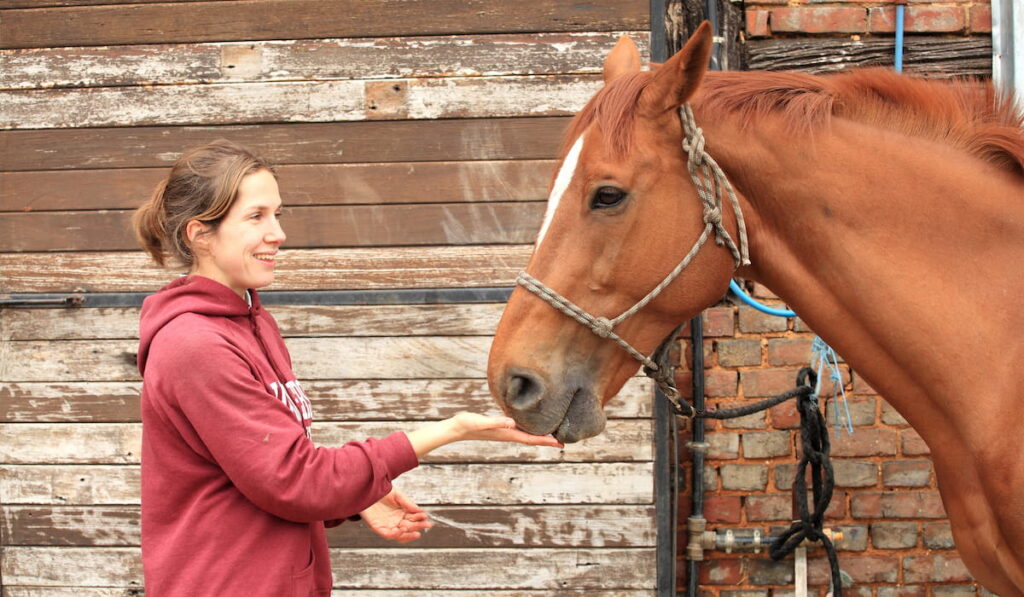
[360,488,432,543]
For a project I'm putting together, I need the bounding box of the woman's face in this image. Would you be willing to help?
[191,169,286,298]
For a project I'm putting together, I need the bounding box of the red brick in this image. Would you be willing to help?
[701,558,744,584]
[882,459,933,488]
[747,9,771,38]
[880,400,908,426]
[705,495,743,523]
[745,494,791,521]
[766,338,813,366]
[675,368,738,399]
[737,305,788,333]
[769,401,800,429]
[851,371,878,395]
[716,338,762,367]
[826,395,876,427]
[870,5,967,33]
[741,368,801,397]
[830,428,898,457]
[838,554,900,583]
[970,4,992,33]
[852,490,947,519]
[903,553,972,583]
[681,307,735,338]
[771,7,867,34]
[878,587,927,597]
[901,428,931,455]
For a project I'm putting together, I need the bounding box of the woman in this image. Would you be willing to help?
[132,139,561,596]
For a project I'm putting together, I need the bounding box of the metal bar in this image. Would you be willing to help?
[992,0,1023,107]
[0,294,85,308]
[686,314,706,597]
[0,287,514,309]
[650,2,678,594]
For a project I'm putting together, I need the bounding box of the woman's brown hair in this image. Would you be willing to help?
[132,139,276,268]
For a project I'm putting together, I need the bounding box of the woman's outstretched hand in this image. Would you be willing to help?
[406,412,564,458]
[447,412,564,446]
[360,488,432,543]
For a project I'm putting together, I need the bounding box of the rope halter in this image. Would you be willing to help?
[515,104,751,410]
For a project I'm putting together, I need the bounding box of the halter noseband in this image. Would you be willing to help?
[515,104,751,412]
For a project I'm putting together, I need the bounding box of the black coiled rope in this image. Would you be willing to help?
[678,366,844,597]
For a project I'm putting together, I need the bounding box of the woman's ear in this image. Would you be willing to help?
[186,219,210,254]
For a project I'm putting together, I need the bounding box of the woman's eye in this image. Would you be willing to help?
[591,186,627,209]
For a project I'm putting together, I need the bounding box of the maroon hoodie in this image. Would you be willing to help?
[138,276,418,596]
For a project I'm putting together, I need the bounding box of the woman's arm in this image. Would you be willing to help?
[405,412,563,458]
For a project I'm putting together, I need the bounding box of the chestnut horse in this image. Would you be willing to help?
[487,22,1024,596]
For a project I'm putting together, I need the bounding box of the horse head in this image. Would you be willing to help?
[487,22,743,443]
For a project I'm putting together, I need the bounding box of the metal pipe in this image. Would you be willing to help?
[686,313,706,597]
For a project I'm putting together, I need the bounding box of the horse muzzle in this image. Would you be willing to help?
[501,367,607,443]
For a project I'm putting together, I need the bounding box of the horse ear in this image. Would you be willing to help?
[640,21,713,115]
[603,36,642,83]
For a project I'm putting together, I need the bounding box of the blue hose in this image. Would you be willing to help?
[728,279,796,317]
[895,4,905,73]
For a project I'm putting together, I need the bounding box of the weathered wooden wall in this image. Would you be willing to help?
[0,1,657,594]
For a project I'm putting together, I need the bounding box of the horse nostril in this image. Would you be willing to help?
[506,372,544,412]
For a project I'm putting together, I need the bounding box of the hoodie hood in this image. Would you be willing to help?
[138,275,255,375]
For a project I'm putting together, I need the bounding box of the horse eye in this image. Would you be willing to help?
[591,186,627,209]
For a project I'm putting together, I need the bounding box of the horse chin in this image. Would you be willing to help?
[552,389,607,443]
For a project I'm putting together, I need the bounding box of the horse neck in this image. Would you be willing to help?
[695,104,1024,440]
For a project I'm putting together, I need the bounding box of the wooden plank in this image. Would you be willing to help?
[0,377,654,422]
[0,245,532,293]
[3,589,654,597]
[0,546,655,589]
[0,0,648,49]
[0,202,546,251]
[1,504,656,548]
[0,420,652,464]
[0,118,569,171]
[1,304,508,341]
[745,37,993,78]
[0,75,601,129]
[0,161,555,212]
[2,336,501,381]
[1,32,649,90]
[0,463,655,505]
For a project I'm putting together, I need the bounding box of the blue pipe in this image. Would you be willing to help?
[895,4,905,73]
[729,279,796,317]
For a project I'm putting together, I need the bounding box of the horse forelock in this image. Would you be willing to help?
[562,70,654,158]
[696,69,1024,176]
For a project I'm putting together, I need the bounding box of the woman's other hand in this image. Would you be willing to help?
[360,488,431,543]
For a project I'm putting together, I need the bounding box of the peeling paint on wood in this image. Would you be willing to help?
[0,462,654,505]
[0,245,533,293]
[1,376,653,423]
[1,33,650,90]
[0,420,652,464]
[0,75,601,129]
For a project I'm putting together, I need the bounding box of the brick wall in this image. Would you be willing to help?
[744,0,992,40]
[676,284,986,596]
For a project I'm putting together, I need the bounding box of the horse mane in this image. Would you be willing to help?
[564,67,1024,176]
[699,69,1024,176]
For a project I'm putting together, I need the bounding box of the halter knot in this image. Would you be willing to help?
[593,317,614,338]
[703,205,722,225]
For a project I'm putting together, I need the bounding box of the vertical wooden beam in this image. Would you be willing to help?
[667,0,743,71]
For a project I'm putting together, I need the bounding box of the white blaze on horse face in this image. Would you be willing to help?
[535,135,585,248]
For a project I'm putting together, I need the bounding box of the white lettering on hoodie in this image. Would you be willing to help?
[269,379,313,439]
